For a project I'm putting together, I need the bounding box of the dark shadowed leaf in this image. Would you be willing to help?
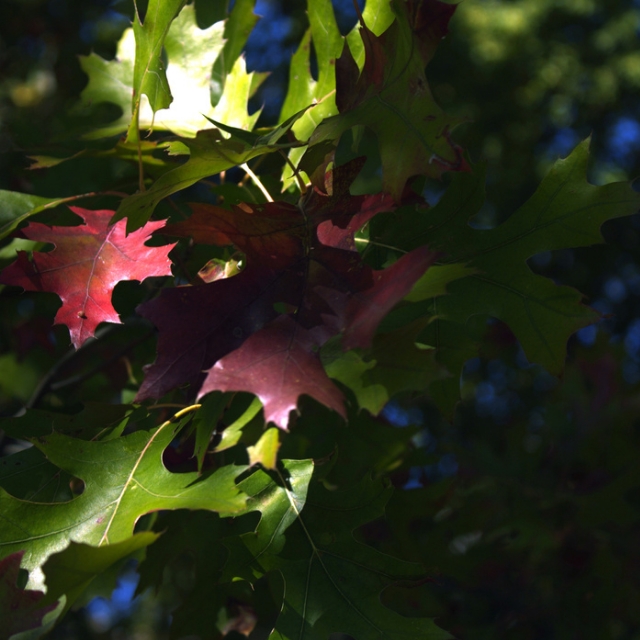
[222,459,314,583]
[138,166,435,425]
[0,552,58,640]
[41,533,159,610]
[376,141,640,377]
[309,0,466,200]
[226,463,451,639]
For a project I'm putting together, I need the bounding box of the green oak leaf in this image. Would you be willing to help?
[210,0,259,106]
[40,533,159,611]
[156,4,261,136]
[0,403,144,442]
[308,0,466,200]
[422,315,486,418]
[190,392,230,472]
[215,397,264,453]
[375,139,640,378]
[127,0,186,142]
[209,55,263,133]
[149,2,225,136]
[222,459,313,584]
[253,471,450,639]
[137,511,230,639]
[280,401,419,487]
[79,3,247,139]
[325,319,449,416]
[405,263,478,302]
[279,0,397,191]
[247,427,280,469]
[345,0,395,66]
[0,447,75,504]
[0,405,149,504]
[279,0,342,189]
[0,191,79,242]
[76,29,135,139]
[115,109,307,231]
[0,422,247,591]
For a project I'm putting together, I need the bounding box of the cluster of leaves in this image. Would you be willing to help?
[0,0,638,637]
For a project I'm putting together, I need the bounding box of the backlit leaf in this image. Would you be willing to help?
[0,208,175,348]
[279,0,343,189]
[309,0,466,200]
[137,164,436,425]
[0,421,246,591]
[127,0,186,142]
[114,111,306,231]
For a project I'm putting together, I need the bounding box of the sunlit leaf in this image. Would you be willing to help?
[0,191,77,242]
[0,421,246,590]
[126,0,186,142]
[0,208,175,348]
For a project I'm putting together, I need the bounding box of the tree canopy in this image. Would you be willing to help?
[0,1,639,638]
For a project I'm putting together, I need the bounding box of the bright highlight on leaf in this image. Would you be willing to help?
[0,412,247,591]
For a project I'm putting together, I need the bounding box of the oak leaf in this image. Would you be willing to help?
[0,207,175,348]
[139,163,438,427]
[309,0,467,200]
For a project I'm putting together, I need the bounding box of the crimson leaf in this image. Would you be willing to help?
[138,163,438,427]
[0,208,175,348]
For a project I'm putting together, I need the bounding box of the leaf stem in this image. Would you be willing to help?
[241,163,273,202]
[148,403,193,410]
[353,237,407,253]
[158,403,202,429]
[279,150,308,194]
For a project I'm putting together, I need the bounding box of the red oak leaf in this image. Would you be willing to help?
[162,159,393,259]
[135,264,293,401]
[138,164,436,425]
[0,207,175,348]
[0,551,58,638]
[199,316,346,429]
[315,246,440,350]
